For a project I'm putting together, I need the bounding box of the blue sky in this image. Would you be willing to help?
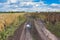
[0,0,60,3]
[42,0,60,4]
[0,0,60,4]
[0,0,60,12]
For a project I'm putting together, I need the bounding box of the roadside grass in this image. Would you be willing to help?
[37,13,60,37]
[0,15,26,40]
[46,22,60,37]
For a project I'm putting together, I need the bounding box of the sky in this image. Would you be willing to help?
[0,0,60,12]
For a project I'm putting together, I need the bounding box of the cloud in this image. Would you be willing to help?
[50,3,60,10]
[50,3,60,7]
[0,0,60,12]
[7,0,33,3]
[9,0,18,3]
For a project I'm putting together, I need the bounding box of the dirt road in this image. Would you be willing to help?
[35,20,58,40]
[7,19,58,40]
[7,19,42,40]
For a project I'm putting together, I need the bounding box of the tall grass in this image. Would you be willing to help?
[0,13,26,40]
